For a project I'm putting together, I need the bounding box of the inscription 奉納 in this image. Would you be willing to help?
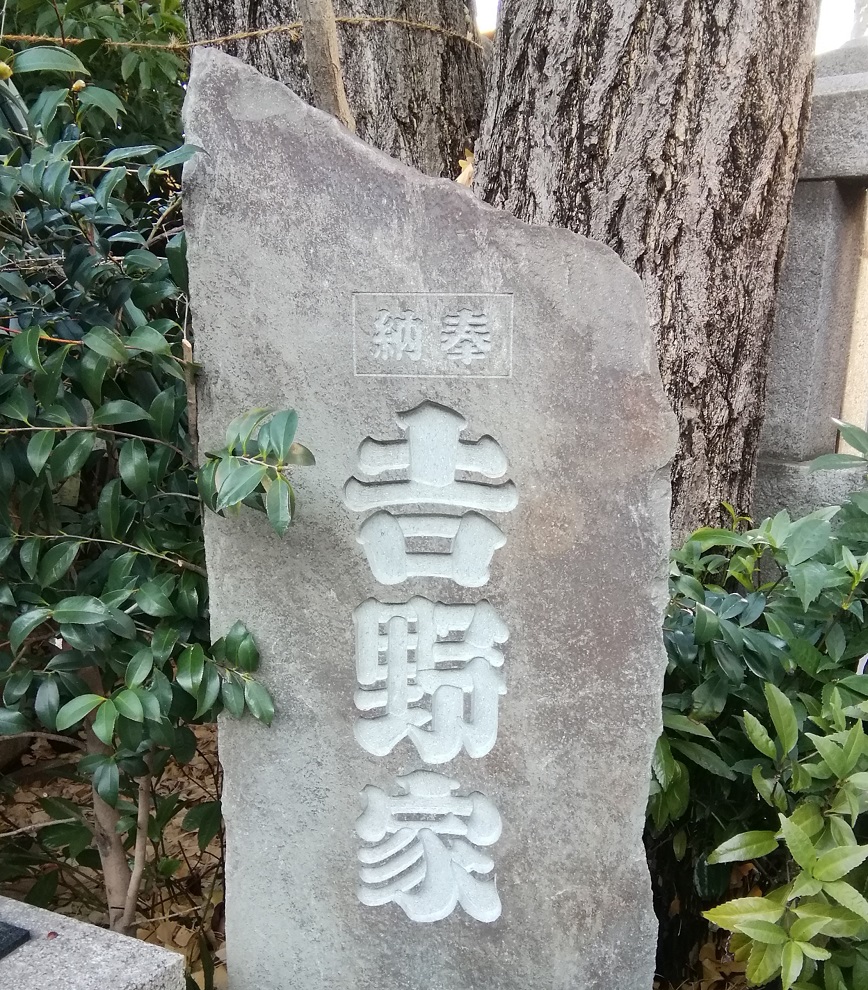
[353,293,513,378]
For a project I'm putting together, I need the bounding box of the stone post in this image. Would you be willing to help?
[184,49,676,990]
[755,37,868,519]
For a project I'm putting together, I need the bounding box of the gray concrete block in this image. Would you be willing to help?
[184,48,676,990]
[0,896,185,990]
[753,457,867,521]
[760,181,867,460]
[816,36,868,78]
[800,66,868,180]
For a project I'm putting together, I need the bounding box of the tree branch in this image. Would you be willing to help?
[1,730,86,751]
[1,817,77,839]
[121,766,152,934]
[297,0,356,131]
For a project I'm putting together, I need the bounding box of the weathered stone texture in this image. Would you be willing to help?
[184,49,676,990]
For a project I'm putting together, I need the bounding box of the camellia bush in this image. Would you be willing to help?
[648,428,868,989]
[0,28,312,952]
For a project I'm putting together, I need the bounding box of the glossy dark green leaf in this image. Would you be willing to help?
[261,409,298,460]
[82,325,128,364]
[215,460,267,511]
[0,708,29,734]
[125,649,153,688]
[151,623,179,665]
[53,595,108,625]
[265,475,293,535]
[92,758,119,806]
[114,688,144,723]
[176,645,205,697]
[78,86,126,125]
[11,326,44,372]
[153,144,204,170]
[26,430,55,475]
[244,680,274,726]
[19,537,40,579]
[34,677,60,730]
[182,799,222,851]
[91,699,118,746]
[48,430,95,480]
[56,693,104,731]
[119,437,149,499]
[221,678,245,718]
[97,478,122,539]
[149,389,177,440]
[12,46,89,75]
[9,607,51,653]
[136,580,175,617]
[0,271,32,300]
[284,442,315,466]
[92,399,152,426]
[195,662,221,718]
[37,539,81,586]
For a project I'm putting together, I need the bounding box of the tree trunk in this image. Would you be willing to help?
[183,0,485,177]
[474,1,820,535]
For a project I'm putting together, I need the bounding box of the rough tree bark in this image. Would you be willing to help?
[183,0,485,177]
[474,1,820,535]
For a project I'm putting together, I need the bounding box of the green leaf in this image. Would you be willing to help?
[0,271,33,300]
[661,711,715,739]
[0,708,29,734]
[92,400,152,426]
[119,438,150,499]
[809,453,868,471]
[153,144,204,170]
[9,608,52,653]
[813,845,868,882]
[27,430,54,476]
[216,460,267,511]
[149,389,177,439]
[125,650,153,689]
[49,431,95,481]
[778,814,817,873]
[824,880,868,923]
[806,733,848,779]
[284,442,315,466]
[37,540,81,586]
[181,800,222,851]
[82,325,128,364]
[12,46,89,75]
[34,677,60,730]
[19,538,40,579]
[92,699,117,746]
[746,940,783,986]
[265,475,293,535]
[244,680,274,726]
[743,711,777,760]
[708,831,779,865]
[670,740,736,780]
[114,689,144,723]
[833,418,868,454]
[127,324,171,354]
[780,940,803,990]
[733,919,788,944]
[92,759,118,806]
[785,514,834,566]
[56,693,104,731]
[53,595,108,625]
[195,663,221,718]
[12,326,44,372]
[102,144,160,166]
[135,580,176,618]
[704,896,785,929]
[221,679,245,718]
[77,86,126,124]
[176,645,205,697]
[261,409,298,459]
[764,682,798,755]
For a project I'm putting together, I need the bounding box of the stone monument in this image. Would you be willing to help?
[184,48,677,990]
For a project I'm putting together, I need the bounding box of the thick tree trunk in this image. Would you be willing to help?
[183,0,485,177]
[474,1,820,535]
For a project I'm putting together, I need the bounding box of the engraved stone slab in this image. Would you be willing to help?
[184,49,677,990]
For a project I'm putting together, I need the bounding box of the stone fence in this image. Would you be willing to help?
[756,36,868,518]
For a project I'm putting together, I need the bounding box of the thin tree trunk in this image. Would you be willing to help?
[183,0,485,177]
[296,0,356,129]
[474,1,820,535]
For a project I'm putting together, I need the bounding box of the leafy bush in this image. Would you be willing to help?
[0,31,310,949]
[649,443,868,988]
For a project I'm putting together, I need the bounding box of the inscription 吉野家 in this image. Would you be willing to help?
[353,293,512,378]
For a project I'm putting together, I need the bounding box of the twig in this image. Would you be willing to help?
[17,533,207,577]
[146,197,181,247]
[0,730,86,751]
[0,424,188,460]
[121,766,152,932]
[0,817,77,839]
[182,298,198,469]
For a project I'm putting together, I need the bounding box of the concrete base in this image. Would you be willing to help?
[753,457,867,521]
[0,896,184,990]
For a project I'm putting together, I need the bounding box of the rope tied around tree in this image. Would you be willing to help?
[0,16,483,55]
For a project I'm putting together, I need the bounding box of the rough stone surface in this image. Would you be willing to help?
[0,896,184,990]
[753,459,867,521]
[184,49,677,990]
[760,180,867,461]
[800,63,868,180]
[815,35,868,78]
